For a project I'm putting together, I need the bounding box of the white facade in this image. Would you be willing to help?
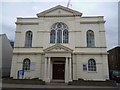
[10,5,109,83]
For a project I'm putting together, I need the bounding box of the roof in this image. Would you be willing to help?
[0,34,6,36]
[37,5,82,17]
[107,46,120,52]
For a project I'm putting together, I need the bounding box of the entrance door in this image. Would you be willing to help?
[53,63,65,80]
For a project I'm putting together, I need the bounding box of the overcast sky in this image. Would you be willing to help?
[1,0,119,50]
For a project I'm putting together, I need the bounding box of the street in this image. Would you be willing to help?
[1,88,119,90]
[118,83,120,90]
[1,83,120,90]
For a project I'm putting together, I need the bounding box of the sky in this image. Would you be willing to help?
[1,0,119,50]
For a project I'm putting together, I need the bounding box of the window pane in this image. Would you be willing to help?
[57,30,62,43]
[87,30,95,47]
[63,29,68,43]
[57,23,62,28]
[25,31,32,47]
[50,30,55,43]
[50,22,69,44]
[88,59,96,71]
[23,59,30,71]
[83,64,87,71]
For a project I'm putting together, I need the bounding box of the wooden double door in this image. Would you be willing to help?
[53,61,65,80]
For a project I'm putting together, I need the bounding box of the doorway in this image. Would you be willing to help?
[52,60,65,80]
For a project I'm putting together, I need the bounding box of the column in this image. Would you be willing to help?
[69,57,72,81]
[65,57,69,83]
[47,57,51,82]
[44,57,47,81]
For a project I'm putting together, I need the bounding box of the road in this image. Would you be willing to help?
[118,83,120,90]
[1,83,120,90]
[1,88,119,90]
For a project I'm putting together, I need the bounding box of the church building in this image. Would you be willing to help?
[10,5,109,83]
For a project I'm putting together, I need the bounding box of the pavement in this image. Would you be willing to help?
[117,83,120,90]
[1,83,120,90]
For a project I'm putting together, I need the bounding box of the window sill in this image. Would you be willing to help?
[49,43,69,44]
[24,70,30,72]
[83,70,87,71]
[87,71,97,73]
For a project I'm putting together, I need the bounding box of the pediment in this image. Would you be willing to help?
[37,5,82,17]
[43,44,73,53]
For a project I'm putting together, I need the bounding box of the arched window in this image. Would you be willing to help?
[23,58,31,71]
[57,30,62,43]
[50,22,69,43]
[63,29,68,43]
[88,59,96,71]
[87,30,95,47]
[25,31,32,47]
[50,30,56,43]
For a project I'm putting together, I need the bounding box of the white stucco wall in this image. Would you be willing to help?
[74,54,109,80]
[14,16,106,49]
[11,54,43,79]
[11,6,109,81]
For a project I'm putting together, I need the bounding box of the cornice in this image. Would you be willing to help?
[80,21,105,24]
[37,31,81,33]
[99,31,105,32]
[13,52,44,55]
[82,16,104,18]
[13,52,108,55]
[75,47,107,48]
[15,22,39,25]
[15,31,21,33]
[37,31,50,33]
[38,15,81,18]
[44,51,72,53]
[14,47,43,48]
[70,31,81,32]
[17,17,38,19]
[73,52,108,55]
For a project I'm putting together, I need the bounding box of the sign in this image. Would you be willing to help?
[30,63,36,71]
[17,70,24,79]
[83,64,87,71]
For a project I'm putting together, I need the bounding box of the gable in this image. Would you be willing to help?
[45,8,74,16]
[43,44,73,53]
[37,5,82,17]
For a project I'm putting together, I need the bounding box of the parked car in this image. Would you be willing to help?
[111,71,120,83]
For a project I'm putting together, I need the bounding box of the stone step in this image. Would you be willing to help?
[47,80,67,86]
